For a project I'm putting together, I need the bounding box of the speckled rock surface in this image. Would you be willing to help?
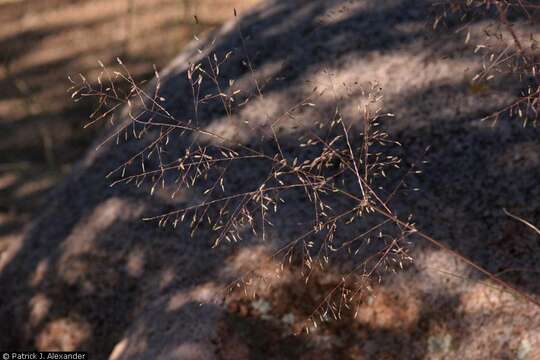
[0,0,539,358]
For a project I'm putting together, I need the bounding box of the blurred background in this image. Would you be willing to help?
[0,0,258,249]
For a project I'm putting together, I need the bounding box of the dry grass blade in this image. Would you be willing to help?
[503,208,540,235]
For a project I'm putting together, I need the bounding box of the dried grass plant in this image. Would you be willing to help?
[69,5,540,330]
